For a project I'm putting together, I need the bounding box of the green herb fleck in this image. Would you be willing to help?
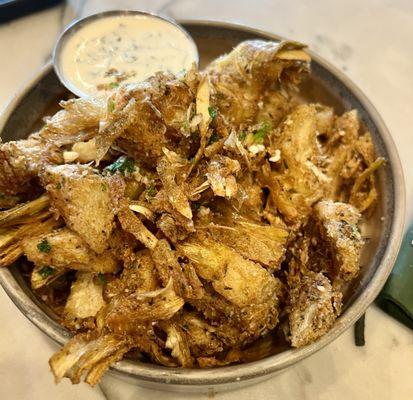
[101,183,108,192]
[97,272,107,285]
[208,132,219,145]
[239,131,246,141]
[108,99,115,113]
[109,81,119,89]
[39,266,55,279]
[37,238,52,253]
[105,156,135,175]
[56,183,62,190]
[146,183,157,198]
[208,106,218,119]
[182,120,190,131]
[252,122,271,144]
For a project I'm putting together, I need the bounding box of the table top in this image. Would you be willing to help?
[0,1,412,399]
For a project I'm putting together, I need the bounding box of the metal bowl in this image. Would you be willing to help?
[0,20,405,392]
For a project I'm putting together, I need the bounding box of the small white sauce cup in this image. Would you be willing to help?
[53,10,199,98]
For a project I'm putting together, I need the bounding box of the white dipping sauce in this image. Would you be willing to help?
[59,14,198,97]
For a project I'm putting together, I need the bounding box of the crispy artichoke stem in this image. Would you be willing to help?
[0,216,59,267]
[0,194,49,227]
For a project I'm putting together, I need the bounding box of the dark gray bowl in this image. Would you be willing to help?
[0,20,405,392]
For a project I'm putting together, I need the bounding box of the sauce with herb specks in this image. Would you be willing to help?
[59,15,198,97]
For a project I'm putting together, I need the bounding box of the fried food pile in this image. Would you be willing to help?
[0,40,383,385]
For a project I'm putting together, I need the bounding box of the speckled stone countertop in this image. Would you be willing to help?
[0,1,412,399]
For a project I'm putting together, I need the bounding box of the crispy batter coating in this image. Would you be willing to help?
[289,272,342,348]
[42,164,115,253]
[96,71,198,166]
[22,228,118,273]
[63,272,106,331]
[314,200,363,281]
[205,40,310,128]
[0,133,62,195]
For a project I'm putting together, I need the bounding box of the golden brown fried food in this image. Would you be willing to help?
[289,272,342,348]
[314,200,363,281]
[22,228,118,273]
[179,239,283,336]
[205,219,288,270]
[41,164,115,253]
[205,40,310,128]
[50,258,184,383]
[260,104,327,224]
[0,133,62,195]
[63,272,106,330]
[0,39,383,385]
[96,70,198,166]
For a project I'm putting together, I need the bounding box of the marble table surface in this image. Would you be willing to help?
[0,1,412,399]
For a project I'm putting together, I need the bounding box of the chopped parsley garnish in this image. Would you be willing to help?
[239,131,246,141]
[146,183,157,198]
[105,156,135,175]
[39,266,55,279]
[109,81,119,89]
[108,99,115,113]
[182,120,190,131]
[97,272,107,285]
[208,106,218,119]
[37,238,52,253]
[101,183,108,192]
[208,132,219,145]
[56,183,62,190]
[253,122,271,144]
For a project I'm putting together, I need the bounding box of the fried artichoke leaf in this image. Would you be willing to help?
[164,322,194,367]
[104,278,184,334]
[151,239,204,300]
[0,216,59,267]
[314,200,363,282]
[289,271,342,348]
[108,175,158,250]
[42,164,115,253]
[321,110,382,213]
[96,71,197,166]
[349,157,384,213]
[205,40,310,128]
[156,148,192,220]
[260,104,326,224]
[176,312,223,357]
[31,265,66,290]
[42,97,106,146]
[105,250,159,299]
[178,239,283,335]
[22,228,118,273]
[207,219,288,270]
[0,194,49,227]
[63,272,106,330]
[0,134,62,196]
[49,332,133,385]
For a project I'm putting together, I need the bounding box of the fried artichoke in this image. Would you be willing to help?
[0,39,382,385]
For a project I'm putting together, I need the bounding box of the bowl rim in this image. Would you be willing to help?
[0,18,406,387]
